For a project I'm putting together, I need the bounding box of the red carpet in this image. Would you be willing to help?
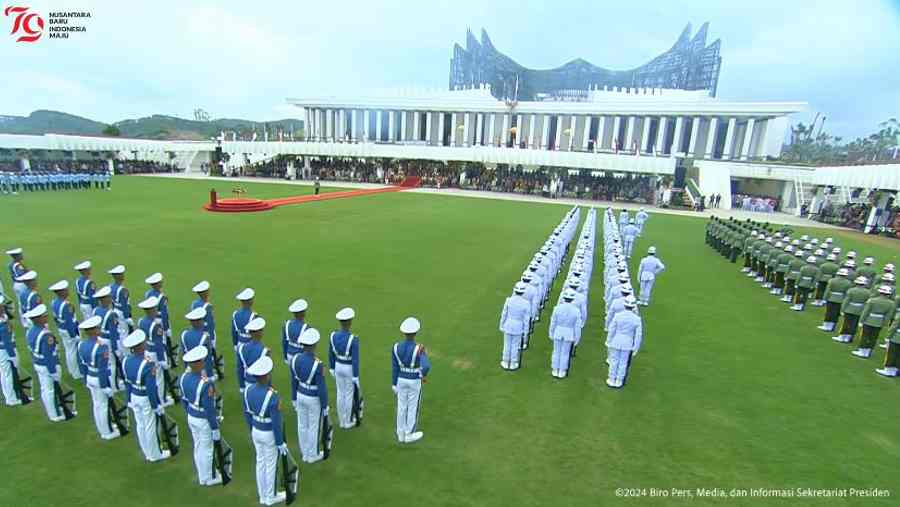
[204,180,418,213]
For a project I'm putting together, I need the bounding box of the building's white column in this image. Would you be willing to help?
[325,109,333,141]
[339,110,347,141]
[528,114,536,148]
[304,109,311,140]
[375,111,383,142]
[437,112,445,146]
[449,112,458,147]
[386,111,394,142]
[739,118,756,160]
[310,109,317,140]
[705,117,719,158]
[413,111,420,141]
[671,117,684,157]
[350,110,358,142]
[655,117,667,154]
[363,110,370,142]
[554,115,563,150]
[625,116,635,151]
[488,114,496,146]
[688,116,701,156]
[463,113,471,147]
[475,113,483,146]
[596,116,606,151]
[400,111,407,142]
[501,114,510,146]
[513,114,521,147]
[722,117,737,159]
[568,115,577,151]
[582,116,592,150]
[541,115,550,149]
[425,112,432,144]
[612,116,622,150]
[640,116,652,152]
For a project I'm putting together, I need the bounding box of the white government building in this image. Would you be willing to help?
[1,86,898,215]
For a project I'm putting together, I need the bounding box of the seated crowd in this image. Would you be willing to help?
[733,193,780,213]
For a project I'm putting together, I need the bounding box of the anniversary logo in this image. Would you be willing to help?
[3,5,93,42]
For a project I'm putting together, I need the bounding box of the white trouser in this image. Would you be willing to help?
[115,310,130,342]
[187,415,214,485]
[607,348,632,383]
[640,280,655,303]
[502,333,522,365]
[0,350,18,405]
[59,329,82,379]
[295,394,321,461]
[109,352,124,392]
[251,428,278,504]
[334,362,354,427]
[395,377,422,440]
[624,239,634,257]
[130,395,162,461]
[551,339,572,372]
[79,303,93,322]
[148,351,167,402]
[86,375,112,436]
[34,364,60,420]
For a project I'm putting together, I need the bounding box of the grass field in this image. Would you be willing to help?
[2,176,900,506]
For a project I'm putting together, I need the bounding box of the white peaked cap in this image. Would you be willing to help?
[246,317,266,332]
[79,315,103,329]
[122,329,146,348]
[108,265,126,275]
[138,296,159,309]
[94,285,112,298]
[400,317,420,334]
[335,307,355,320]
[236,288,255,301]
[74,260,91,270]
[49,280,69,291]
[183,345,208,363]
[246,356,273,376]
[836,268,850,276]
[24,304,47,319]
[289,299,308,313]
[192,280,210,293]
[299,328,321,345]
[5,248,23,255]
[562,289,577,300]
[624,296,637,307]
[186,307,207,320]
[648,246,657,254]
[17,270,37,282]
[854,276,868,285]
[863,257,875,265]
[878,285,893,295]
[807,256,817,263]
[145,272,163,284]
[513,282,527,294]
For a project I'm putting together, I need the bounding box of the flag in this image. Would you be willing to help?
[252,132,258,142]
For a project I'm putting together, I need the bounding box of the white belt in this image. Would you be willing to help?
[399,367,421,374]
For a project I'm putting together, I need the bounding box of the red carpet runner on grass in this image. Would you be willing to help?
[203,176,421,213]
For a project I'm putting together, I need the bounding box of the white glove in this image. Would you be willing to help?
[154,406,165,417]
[166,329,172,338]
[211,429,221,441]
[277,443,289,456]
[51,371,61,382]
[10,356,18,368]
[391,385,398,394]
[352,377,360,387]
[160,361,170,370]
[322,406,329,417]
[103,387,114,398]
[126,318,134,327]
[329,369,335,378]
[632,349,639,358]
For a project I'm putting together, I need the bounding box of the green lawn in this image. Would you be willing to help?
[1,176,899,506]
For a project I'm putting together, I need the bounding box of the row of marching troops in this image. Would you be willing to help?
[603,208,665,388]
[0,171,112,194]
[706,217,900,377]
[498,206,582,376]
[616,207,650,259]
[1,248,432,506]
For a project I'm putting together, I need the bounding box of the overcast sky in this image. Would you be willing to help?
[2,0,898,139]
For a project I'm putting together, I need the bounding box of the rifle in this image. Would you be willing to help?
[155,411,180,456]
[53,380,77,420]
[351,384,364,427]
[278,422,300,505]
[214,392,224,422]
[162,367,182,403]
[107,394,130,436]
[212,437,233,486]
[10,363,32,405]
[211,346,225,380]
[320,411,334,460]
[165,334,180,369]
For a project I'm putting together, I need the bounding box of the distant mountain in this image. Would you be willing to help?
[0,110,304,141]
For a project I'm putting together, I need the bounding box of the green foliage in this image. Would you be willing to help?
[781,118,898,164]
[101,124,121,137]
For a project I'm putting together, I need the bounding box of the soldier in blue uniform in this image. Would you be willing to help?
[49,280,83,380]
[232,288,257,352]
[25,304,65,421]
[182,307,215,380]
[290,327,330,462]
[281,299,309,365]
[0,295,23,405]
[243,356,288,505]
[180,346,224,486]
[108,265,133,338]
[77,316,119,439]
[74,260,96,321]
[144,273,172,347]
[6,248,28,315]
[191,281,217,348]
[122,329,170,462]
[138,296,172,406]
[329,307,359,429]
[16,270,41,330]
[92,285,124,391]
[392,317,431,444]
[237,317,270,393]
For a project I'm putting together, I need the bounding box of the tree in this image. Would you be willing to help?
[102,124,121,137]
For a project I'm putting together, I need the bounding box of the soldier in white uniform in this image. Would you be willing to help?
[635,208,649,236]
[499,282,532,370]
[622,219,640,258]
[519,273,539,349]
[392,317,431,444]
[606,296,643,388]
[637,246,666,306]
[549,289,582,379]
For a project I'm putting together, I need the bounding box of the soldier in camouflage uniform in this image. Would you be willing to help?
[833,277,872,344]
[812,253,840,306]
[851,286,898,359]
[792,255,820,311]
[820,268,852,332]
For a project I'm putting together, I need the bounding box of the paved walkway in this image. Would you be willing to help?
[144,173,842,229]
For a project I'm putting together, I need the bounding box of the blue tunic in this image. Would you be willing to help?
[179,371,220,430]
[391,339,431,386]
[236,341,268,390]
[289,351,328,407]
[191,299,216,343]
[281,318,307,362]
[75,276,96,309]
[124,353,160,408]
[110,283,131,321]
[27,325,58,374]
[144,289,169,331]
[78,339,110,387]
[242,383,285,445]
[328,329,360,377]
[93,305,120,351]
[138,316,166,364]
[51,297,79,336]
[231,307,257,349]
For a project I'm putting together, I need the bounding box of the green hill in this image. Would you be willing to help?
[0,110,304,141]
